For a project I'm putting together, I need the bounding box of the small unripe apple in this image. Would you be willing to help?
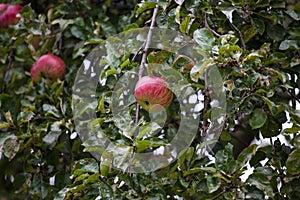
[30,54,66,82]
[0,4,22,28]
[134,76,173,111]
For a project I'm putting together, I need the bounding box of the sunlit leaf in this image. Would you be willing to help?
[193,28,215,51]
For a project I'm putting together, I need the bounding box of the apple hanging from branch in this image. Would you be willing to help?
[134,76,173,111]
[30,54,66,82]
[0,4,22,28]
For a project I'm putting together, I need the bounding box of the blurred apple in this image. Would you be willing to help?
[30,54,66,82]
[134,76,173,111]
[0,4,22,28]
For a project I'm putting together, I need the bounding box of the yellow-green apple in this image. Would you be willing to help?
[0,4,22,28]
[30,54,66,82]
[134,76,173,111]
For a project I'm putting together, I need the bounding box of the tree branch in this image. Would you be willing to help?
[201,72,211,143]
[229,22,246,50]
[135,5,159,125]
[204,12,220,37]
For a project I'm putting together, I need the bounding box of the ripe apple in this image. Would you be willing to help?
[134,76,173,111]
[0,4,22,28]
[30,54,66,82]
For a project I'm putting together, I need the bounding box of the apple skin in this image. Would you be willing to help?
[30,54,66,82]
[134,76,173,111]
[0,4,22,28]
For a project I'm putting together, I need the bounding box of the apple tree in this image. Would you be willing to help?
[0,0,300,199]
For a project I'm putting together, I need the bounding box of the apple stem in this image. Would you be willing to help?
[135,5,159,127]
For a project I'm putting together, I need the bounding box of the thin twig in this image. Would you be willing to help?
[289,74,297,109]
[135,5,159,125]
[204,13,220,37]
[229,22,246,50]
[131,41,145,62]
[138,5,159,79]
[270,137,274,152]
[201,72,211,143]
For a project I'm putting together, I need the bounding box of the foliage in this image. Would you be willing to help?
[0,0,300,199]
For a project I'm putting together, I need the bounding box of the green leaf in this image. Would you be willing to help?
[0,121,10,129]
[147,51,172,64]
[56,19,74,31]
[136,2,156,16]
[283,126,300,134]
[237,144,258,168]
[43,131,61,148]
[241,25,257,43]
[190,58,214,82]
[215,143,235,172]
[42,104,61,118]
[265,52,287,65]
[70,26,85,40]
[262,97,285,116]
[179,173,190,188]
[279,40,300,50]
[3,135,20,161]
[207,176,221,193]
[183,167,216,177]
[249,109,267,129]
[286,148,300,175]
[175,0,185,5]
[266,24,285,41]
[260,117,281,138]
[100,159,111,177]
[179,16,190,34]
[17,111,35,124]
[252,18,265,35]
[246,167,274,198]
[71,158,99,179]
[285,9,300,20]
[193,28,215,51]
[54,187,72,200]
[185,147,194,162]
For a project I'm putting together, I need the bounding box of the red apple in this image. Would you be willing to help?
[30,54,66,82]
[0,4,22,28]
[134,76,173,111]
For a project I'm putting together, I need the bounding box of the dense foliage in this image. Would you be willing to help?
[0,0,300,199]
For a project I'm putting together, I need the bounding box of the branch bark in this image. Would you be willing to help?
[135,5,159,124]
[204,13,220,37]
[229,22,246,50]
